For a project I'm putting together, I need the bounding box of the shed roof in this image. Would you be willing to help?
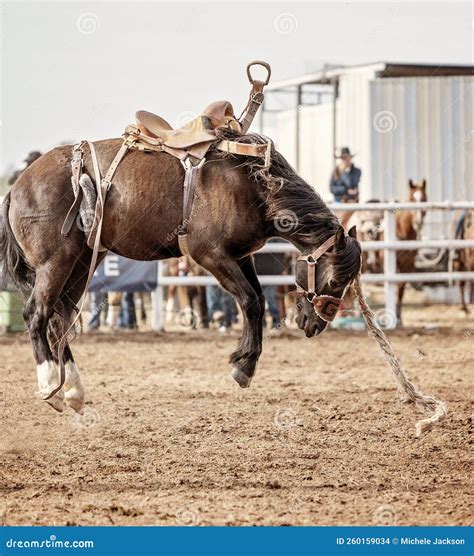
[266,61,474,91]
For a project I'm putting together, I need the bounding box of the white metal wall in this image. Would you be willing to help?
[370,76,474,203]
[273,73,474,212]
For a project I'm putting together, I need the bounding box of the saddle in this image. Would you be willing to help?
[129,101,241,161]
[136,100,238,145]
[62,60,272,257]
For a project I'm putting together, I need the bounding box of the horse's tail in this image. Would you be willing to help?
[0,191,35,297]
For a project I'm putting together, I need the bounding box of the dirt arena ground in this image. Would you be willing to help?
[1,303,473,527]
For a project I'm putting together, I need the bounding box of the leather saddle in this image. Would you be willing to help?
[135,100,240,150]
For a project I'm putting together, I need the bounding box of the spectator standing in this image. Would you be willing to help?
[330,146,361,228]
[254,239,286,330]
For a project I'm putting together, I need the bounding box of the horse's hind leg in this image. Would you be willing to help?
[56,250,106,412]
[23,258,77,412]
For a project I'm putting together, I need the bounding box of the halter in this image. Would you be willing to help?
[289,234,344,322]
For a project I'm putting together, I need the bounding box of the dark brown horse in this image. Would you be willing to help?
[1,134,361,412]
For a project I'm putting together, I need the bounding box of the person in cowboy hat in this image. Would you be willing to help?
[329,146,361,203]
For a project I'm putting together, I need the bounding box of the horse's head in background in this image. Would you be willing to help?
[292,226,361,337]
[408,179,427,235]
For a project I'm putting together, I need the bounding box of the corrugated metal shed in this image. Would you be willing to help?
[264,62,474,209]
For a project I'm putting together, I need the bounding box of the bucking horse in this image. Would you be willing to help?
[0,61,362,414]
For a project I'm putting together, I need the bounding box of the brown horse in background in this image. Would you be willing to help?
[394,179,427,323]
[352,179,427,325]
[453,211,474,313]
[1,135,361,413]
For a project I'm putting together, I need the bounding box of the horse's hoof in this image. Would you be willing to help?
[230,366,252,388]
[65,385,85,414]
[66,396,85,414]
[45,394,64,413]
[36,388,64,412]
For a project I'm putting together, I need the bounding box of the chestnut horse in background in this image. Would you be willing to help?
[453,211,474,313]
[394,179,427,323]
[351,179,427,325]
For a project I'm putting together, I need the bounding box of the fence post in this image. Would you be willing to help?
[384,209,397,328]
[151,262,164,331]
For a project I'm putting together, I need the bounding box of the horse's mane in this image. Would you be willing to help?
[216,130,340,245]
[215,130,361,281]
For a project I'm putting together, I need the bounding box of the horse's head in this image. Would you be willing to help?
[292,226,361,337]
[408,179,427,234]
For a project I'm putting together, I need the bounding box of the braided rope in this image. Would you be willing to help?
[353,274,447,437]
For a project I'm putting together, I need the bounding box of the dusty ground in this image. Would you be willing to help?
[0,303,473,526]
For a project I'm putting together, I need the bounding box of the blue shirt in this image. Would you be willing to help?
[330,164,361,202]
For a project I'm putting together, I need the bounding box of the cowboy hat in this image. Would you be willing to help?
[335,146,356,159]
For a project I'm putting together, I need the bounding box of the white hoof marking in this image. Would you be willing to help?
[35,360,65,412]
[64,361,85,413]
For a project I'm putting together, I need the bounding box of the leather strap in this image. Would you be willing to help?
[61,143,85,235]
[178,156,206,256]
[87,141,129,249]
[240,81,265,135]
[42,141,129,401]
[299,235,336,264]
[178,234,190,256]
[214,139,271,161]
[307,263,316,294]
[239,61,271,134]
[286,233,344,324]
[61,189,83,236]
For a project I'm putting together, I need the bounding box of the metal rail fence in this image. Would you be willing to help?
[151,202,474,330]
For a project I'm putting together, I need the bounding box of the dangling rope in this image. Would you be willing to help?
[353,274,447,437]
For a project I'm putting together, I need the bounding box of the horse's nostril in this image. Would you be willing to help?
[296,312,307,330]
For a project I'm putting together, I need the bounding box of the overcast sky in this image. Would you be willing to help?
[1,1,472,172]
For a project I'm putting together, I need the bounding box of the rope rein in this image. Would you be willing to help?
[353,274,447,437]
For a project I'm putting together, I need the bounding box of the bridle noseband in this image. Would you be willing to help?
[289,234,345,323]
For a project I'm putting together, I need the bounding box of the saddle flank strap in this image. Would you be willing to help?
[61,142,85,236]
[178,156,206,256]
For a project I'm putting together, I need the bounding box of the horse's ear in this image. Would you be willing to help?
[409,179,415,189]
[348,225,357,238]
[422,179,427,190]
[335,227,346,250]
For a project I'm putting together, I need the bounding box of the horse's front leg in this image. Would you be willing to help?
[196,252,263,388]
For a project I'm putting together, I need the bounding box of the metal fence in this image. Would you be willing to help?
[151,202,474,331]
